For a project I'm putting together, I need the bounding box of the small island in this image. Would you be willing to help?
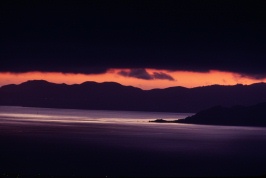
[149,119,179,123]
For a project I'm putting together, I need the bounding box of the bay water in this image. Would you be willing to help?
[1,106,266,177]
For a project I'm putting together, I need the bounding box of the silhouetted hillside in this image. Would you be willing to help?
[176,102,266,127]
[1,80,266,112]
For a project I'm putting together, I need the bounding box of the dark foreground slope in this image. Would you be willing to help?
[1,80,266,112]
[175,102,266,127]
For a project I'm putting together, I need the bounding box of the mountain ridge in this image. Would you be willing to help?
[1,80,266,113]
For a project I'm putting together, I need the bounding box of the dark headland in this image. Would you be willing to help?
[151,102,266,127]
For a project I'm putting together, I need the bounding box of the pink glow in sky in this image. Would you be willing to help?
[0,69,266,90]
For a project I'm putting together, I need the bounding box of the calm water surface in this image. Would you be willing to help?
[1,106,266,177]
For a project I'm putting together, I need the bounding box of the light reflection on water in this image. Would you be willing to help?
[0,106,193,125]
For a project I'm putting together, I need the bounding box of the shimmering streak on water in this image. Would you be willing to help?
[0,106,192,125]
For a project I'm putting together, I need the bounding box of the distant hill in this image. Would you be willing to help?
[175,102,266,127]
[1,80,266,112]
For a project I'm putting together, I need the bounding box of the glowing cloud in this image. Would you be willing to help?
[118,69,175,81]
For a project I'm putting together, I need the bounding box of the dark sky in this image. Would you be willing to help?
[1,0,266,78]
